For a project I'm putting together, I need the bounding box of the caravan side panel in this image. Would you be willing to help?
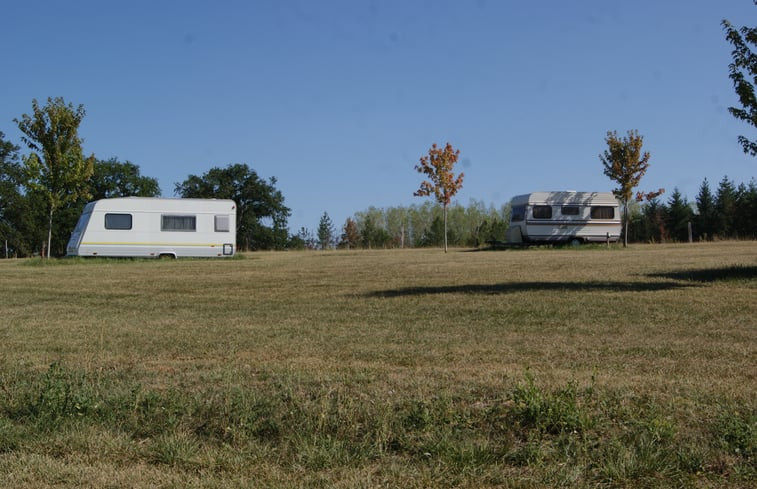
[507,192,621,244]
[67,198,237,258]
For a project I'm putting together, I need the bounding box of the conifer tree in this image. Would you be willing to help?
[694,178,717,240]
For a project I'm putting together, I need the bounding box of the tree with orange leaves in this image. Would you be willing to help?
[414,142,464,252]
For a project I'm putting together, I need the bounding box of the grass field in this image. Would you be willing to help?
[0,242,755,488]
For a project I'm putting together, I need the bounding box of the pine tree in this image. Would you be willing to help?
[317,212,335,250]
[665,188,693,242]
[694,178,717,240]
[715,176,738,238]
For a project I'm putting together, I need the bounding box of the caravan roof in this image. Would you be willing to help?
[510,191,618,206]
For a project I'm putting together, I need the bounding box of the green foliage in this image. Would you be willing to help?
[350,200,509,248]
[15,97,95,257]
[0,132,34,257]
[175,163,290,250]
[695,178,717,240]
[715,407,756,459]
[599,130,663,247]
[89,157,161,200]
[4,364,753,486]
[360,214,391,249]
[628,176,757,242]
[317,211,335,250]
[511,374,590,435]
[665,188,693,242]
[723,4,757,156]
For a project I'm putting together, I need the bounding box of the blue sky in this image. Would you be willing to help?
[2,0,755,233]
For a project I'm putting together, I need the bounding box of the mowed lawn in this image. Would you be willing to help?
[0,242,755,488]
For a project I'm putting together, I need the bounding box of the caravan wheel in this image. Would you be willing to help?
[569,238,582,247]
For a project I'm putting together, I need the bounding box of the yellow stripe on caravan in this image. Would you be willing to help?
[81,242,221,247]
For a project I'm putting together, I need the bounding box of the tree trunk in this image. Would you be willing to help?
[623,202,628,248]
[47,207,54,259]
[443,203,448,253]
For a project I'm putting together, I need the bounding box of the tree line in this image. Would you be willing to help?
[628,176,757,243]
[291,174,753,252]
[292,200,510,251]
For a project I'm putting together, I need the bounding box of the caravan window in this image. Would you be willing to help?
[590,206,615,219]
[162,215,196,231]
[532,205,552,219]
[214,215,230,232]
[561,206,580,216]
[105,213,132,230]
[511,206,525,222]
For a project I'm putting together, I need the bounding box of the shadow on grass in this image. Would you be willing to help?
[368,280,692,298]
[647,264,757,283]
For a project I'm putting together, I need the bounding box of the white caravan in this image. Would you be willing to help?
[66,197,237,258]
[506,191,621,244]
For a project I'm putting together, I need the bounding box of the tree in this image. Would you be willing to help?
[715,176,738,238]
[339,218,360,249]
[294,227,316,250]
[317,211,335,250]
[175,163,290,250]
[414,142,464,252]
[694,178,717,240]
[599,130,663,247]
[665,188,693,242]
[723,3,757,156]
[359,215,390,249]
[0,132,34,257]
[90,158,161,199]
[733,180,757,238]
[15,97,95,257]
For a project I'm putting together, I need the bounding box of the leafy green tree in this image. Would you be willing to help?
[15,97,95,257]
[599,130,664,247]
[0,132,35,256]
[360,215,390,249]
[694,178,717,240]
[90,157,161,199]
[723,3,757,156]
[175,163,290,250]
[293,227,316,250]
[665,188,693,242]
[420,216,446,247]
[317,211,335,250]
[414,142,464,252]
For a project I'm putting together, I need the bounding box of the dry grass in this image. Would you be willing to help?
[0,241,755,487]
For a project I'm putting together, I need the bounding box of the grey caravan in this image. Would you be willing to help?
[506,191,621,244]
